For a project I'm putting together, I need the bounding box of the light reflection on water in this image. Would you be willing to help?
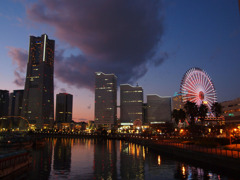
[21,138,231,180]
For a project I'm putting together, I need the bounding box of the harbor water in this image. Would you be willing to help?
[6,138,237,180]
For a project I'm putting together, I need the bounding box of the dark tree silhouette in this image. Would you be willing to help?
[172,109,180,125]
[172,109,186,125]
[179,109,186,123]
[184,101,198,125]
[211,102,222,120]
[198,104,208,123]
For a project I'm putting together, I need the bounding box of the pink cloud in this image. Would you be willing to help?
[8,47,28,73]
[14,71,25,86]
[8,47,28,87]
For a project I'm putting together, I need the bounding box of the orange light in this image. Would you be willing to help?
[203,101,208,104]
[158,155,161,165]
[182,166,186,175]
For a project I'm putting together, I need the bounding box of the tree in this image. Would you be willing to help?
[172,109,186,126]
[211,102,222,120]
[178,109,186,123]
[198,104,208,123]
[184,101,198,125]
[172,109,180,125]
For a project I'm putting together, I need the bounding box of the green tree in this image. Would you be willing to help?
[211,102,222,120]
[184,101,198,125]
[198,104,208,123]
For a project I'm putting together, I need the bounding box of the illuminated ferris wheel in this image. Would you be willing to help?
[180,67,217,110]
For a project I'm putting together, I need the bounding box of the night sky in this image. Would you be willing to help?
[0,0,240,121]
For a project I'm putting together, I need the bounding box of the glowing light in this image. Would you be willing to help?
[143,147,145,160]
[180,68,217,111]
[182,166,186,176]
[203,101,208,104]
[158,155,161,166]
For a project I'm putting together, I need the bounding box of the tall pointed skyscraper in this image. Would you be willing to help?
[22,34,55,130]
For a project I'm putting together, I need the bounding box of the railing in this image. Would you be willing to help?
[126,135,240,159]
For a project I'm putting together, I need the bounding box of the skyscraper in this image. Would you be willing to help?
[56,93,73,123]
[0,90,9,117]
[22,34,55,129]
[9,90,24,117]
[95,72,117,129]
[120,84,143,124]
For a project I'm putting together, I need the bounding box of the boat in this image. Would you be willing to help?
[0,150,32,178]
[0,133,33,149]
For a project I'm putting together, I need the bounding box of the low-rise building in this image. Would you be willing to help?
[171,93,184,111]
[221,97,240,124]
[147,95,172,124]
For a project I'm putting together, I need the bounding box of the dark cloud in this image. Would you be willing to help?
[8,47,27,87]
[153,52,169,66]
[25,0,166,90]
[60,88,66,93]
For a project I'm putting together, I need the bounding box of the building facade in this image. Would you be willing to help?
[147,95,172,124]
[0,90,9,117]
[221,98,240,124]
[95,72,117,129]
[9,90,24,117]
[120,84,143,125]
[171,94,184,111]
[56,93,73,123]
[21,34,55,129]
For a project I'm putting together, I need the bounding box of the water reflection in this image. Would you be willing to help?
[20,138,232,180]
[28,138,53,179]
[53,138,71,176]
[93,139,117,180]
[120,142,145,180]
[158,155,161,166]
[174,163,223,180]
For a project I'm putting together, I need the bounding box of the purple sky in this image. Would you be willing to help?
[0,0,240,121]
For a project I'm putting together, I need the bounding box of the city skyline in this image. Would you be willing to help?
[0,0,240,122]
